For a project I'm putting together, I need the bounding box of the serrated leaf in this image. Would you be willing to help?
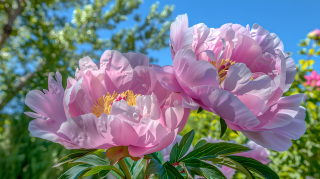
[83,165,123,177]
[70,154,109,166]
[219,118,227,138]
[53,149,97,167]
[180,143,250,162]
[197,107,203,113]
[183,159,226,179]
[158,162,184,179]
[170,130,195,163]
[228,156,279,179]
[58,164,93,179]
[209,156,253,179]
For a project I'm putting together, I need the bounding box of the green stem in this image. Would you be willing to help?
[118,158,132,179]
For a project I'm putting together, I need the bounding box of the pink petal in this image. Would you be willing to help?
[29,118,79,149]
[79,56,98,71]
[170,14,189,53]
[25,72,66,123]
[272,106,306,140]
[152,64,183,93]
[128,128,178,157]
[258,94,305,129]
[230,34,262,67]
[135,94,162,120]
[122,52,149,68]
[194,86,260,128]
[58,113,114,149]
[132,66,171,106]
[242,131,292,151]
[173,49,219,88]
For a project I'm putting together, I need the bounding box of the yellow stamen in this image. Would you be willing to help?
[91,90,139,118]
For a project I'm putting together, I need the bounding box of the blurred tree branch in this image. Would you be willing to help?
[0,0,25,50]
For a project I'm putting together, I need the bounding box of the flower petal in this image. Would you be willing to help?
[173,49,219,88]
[122,52,149,68]
[195,86,259,128]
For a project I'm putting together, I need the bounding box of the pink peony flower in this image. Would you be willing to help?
[307,28,320,40]
[25,50,190,157]
[304,71,320,87]
[153,14,304,151]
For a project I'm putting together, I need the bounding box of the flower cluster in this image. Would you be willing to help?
[25,13,305,164]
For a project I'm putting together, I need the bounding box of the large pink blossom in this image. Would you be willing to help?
[304,71,320,87]
[25,50,190,157]
[153,14,304,151]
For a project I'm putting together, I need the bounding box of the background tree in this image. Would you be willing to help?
[0,0,174,178]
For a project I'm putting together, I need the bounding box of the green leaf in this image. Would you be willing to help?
[228,156,279,179]
[130,159,143,175]
[170,129,195,163]
[158,162,184,179]
[183,159,226,179]
[147,151,164,164]
[201,168,227,179]
[209,156,253,179]
[194,140,207,150]
[53,149,97,167]
[83,165,123,177]
[98,170,110,177]
[132,165,144,179]
[70,154,109,166]
[219,118,227,138]
[180,143,250,162]
[145,159,164,175]
[169,142,179,164]
[58,164,93,179]
[197,107,204,113]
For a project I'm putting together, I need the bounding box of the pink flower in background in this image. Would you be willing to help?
[304,71,320,87]
[307,28,320,40]
[154,14,304,151]
[25,50,190,158]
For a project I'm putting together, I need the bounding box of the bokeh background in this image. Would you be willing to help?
[0,0,320,178]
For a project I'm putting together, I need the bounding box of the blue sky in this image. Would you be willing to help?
[74,0,320,71]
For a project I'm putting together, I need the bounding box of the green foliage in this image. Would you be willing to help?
[0,0,174,178]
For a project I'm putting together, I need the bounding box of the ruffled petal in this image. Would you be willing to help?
[257,94,305,129]
[128,128,178,157]
[28,118,78,149]
[122,52,149,68]
[194,86,259,128]
[79,56,98,71]
[242,131,292,151]
[173,49,219,88]
[25,72,66,123]
[152,64,183,93]
[58,113,113,149]
[272,106,306,140]
[170,14,189,53]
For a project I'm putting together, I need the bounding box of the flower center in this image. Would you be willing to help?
[91,90,139,118]
[210,59,236,84]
